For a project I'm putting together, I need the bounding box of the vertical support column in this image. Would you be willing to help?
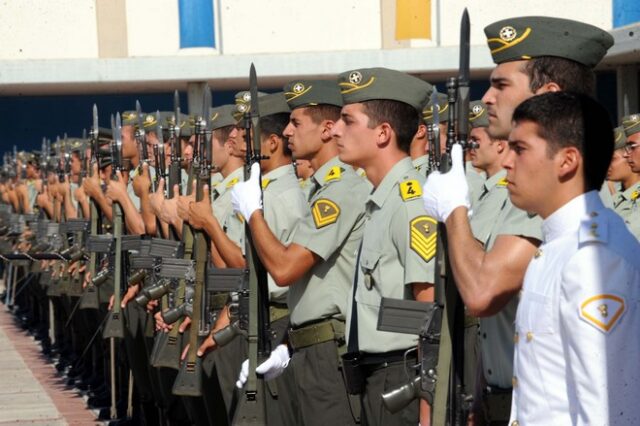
[95,0,128,58]
[616,65,639,119]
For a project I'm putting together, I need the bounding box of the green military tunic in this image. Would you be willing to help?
[262,164,307,303]
[211,166,245,250]
[127,167,142,210]
[412,154,429,176]
[599,181,615,208]
[470,169,508,243]
[613,181,640,240]
[466,161,486,206]
[349,157,436,353]
[26,179,38,211]
[479,200,542,391]
[289,156,370,326]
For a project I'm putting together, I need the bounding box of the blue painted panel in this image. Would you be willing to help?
[613,0,640,28]
[179,0,216,49]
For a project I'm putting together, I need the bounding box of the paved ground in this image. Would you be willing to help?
[0,307,101,425]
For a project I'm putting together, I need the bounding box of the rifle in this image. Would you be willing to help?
[232,63,271,426]
[172,86,212,396]
[379,9,471,425]
[136,100,149,171]
[80,104,102,311]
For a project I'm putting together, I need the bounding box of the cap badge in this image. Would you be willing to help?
[348,71,363,85]
[293,83,305,93]
[499,26,517,42]
[472,104,483,115]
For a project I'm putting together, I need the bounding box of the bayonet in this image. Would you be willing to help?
[431,86,441,172]
[457,8,471,153]
[136,100,149,165]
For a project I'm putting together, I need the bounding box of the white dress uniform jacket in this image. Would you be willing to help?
[510,191,640,425]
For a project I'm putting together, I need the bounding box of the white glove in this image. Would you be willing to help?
[231,162,262,221]
[421,144,470,222]
[236,359,249,389]
[255,344,290,380]
[235,344,291,388]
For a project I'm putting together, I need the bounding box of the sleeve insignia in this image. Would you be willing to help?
[261,178,271,190]
[400,180,422,201]
[311,198,340,228]
[410,216,437,262]
[497,177,508,187]
[324,166,342,183]
[579,294,626,333]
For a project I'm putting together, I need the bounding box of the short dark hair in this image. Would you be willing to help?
[212,125,235,146]
[260,113,292,156]
[361,100,420,153]
[523,57,596,96]
[512,91,613,191]
[301,104,342,124]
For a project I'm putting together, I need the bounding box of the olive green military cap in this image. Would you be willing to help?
[337,67,432,112]
[68,138,87,153]
[484,17,613,67]
[469,101,490,129]
[235,90,268,115]
[210,104,239,131]
[234,92,290,122]
[121,111,138,127]
[422,92,449,124]
[283,79,343,109]
[622,113,640,138]
[614,125,627,150]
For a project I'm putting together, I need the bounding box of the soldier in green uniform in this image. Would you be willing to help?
[422,16,613,425]
[232,79,370,426]
[617,116,640,239]
[332,67,436,426]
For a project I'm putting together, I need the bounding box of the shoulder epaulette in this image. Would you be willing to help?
[324,166,343,183]
[399,179,422,201]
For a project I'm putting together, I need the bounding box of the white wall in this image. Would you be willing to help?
[0,0,98,60]
[126,0,181,57]
[218,0,382,54]
[0,0,613,60]
[437,0,613,47]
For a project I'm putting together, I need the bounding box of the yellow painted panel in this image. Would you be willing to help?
[395,0,431,40]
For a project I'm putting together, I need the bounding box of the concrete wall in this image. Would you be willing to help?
[126,0,181,57]
[0,0,614,60]
[219,0,382,54]
[0,0,98,59]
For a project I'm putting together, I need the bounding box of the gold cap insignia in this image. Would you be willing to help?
[499,26,517,42]
[472,104,483,115]
[242,92,251,102]
[293,83,305,93]
[348,71,363,85]
[237,103,249,114]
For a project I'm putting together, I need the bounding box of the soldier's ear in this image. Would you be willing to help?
[320,120,334,142]
[535,81,562,94]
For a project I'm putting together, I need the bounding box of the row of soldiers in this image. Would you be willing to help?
[1,13,639,426]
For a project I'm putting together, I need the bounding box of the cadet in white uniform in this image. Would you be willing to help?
[507,92,640,426]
